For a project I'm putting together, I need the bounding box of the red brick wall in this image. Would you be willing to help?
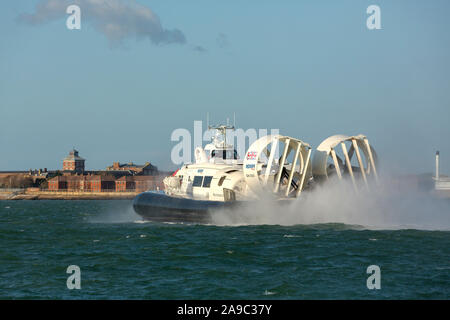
[63,160,84,172]
[48,180,67,191]
[101,180,115,191]
[47,175,165,192]
[115,180,135,192]
[48,181,58,190]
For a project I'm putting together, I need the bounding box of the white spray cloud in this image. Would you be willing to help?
[211,176,450,231]
[18,0,186,45]
[88,201,140,224]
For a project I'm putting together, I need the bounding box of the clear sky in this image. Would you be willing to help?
[0,0,449,174]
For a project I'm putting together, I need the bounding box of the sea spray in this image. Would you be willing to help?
[210,175,450,230]
[87,201,140,224]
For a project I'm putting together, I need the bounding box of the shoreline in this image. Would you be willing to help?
[0,191,139,200]
[1,189,449,201]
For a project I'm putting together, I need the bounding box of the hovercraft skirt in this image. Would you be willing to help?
[132,191,234,223]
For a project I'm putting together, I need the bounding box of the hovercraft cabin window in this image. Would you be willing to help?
[202,176,213,188]
[193,176,213,188]
[193,176,203,187]
[218,176,226,186]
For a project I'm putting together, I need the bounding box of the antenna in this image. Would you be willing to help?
[207,115,236,148]
[233,112,236,128]
[207,112,210,129]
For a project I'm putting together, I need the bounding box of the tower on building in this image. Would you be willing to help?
[63,148,85,173]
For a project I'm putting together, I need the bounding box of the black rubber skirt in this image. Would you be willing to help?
[132,191,237,223]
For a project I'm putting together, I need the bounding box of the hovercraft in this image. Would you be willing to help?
[133,123,378,223]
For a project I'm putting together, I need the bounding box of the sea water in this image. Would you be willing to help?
[0,197,449,299]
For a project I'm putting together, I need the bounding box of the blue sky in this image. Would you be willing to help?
[0,0,449,174]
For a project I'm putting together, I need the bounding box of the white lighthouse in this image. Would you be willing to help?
[434,150,450,192]
[435,151,440,181]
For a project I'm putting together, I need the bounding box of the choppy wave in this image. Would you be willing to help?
[0,199,449,299]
